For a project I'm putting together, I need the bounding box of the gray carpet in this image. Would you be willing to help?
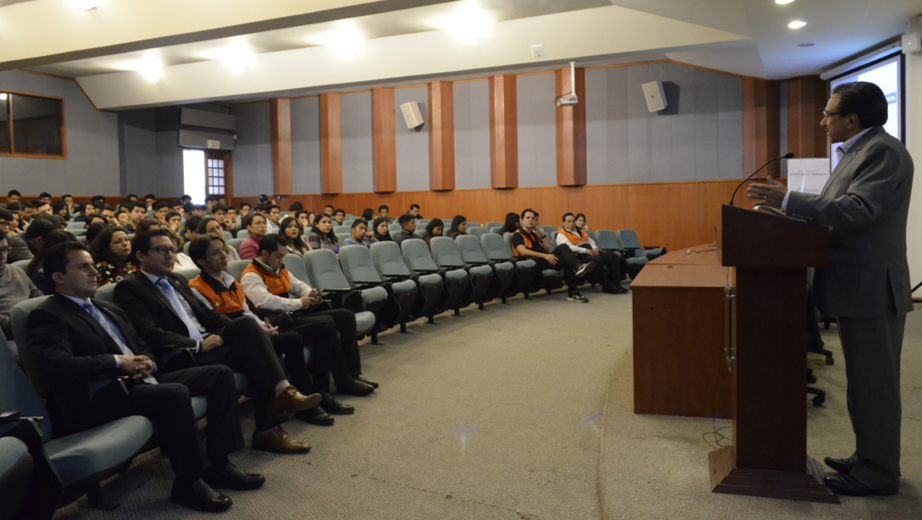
[52,289,922,519]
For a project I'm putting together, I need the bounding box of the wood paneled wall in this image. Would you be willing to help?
[270,98,292,195]
[319,93,343,194]
[428,80,455,191]
[234,178,785,254]
[489,74,518,189]
[555,67,587,186]
[787,76,828,159]
[742,77,781,178]
[371,87,397,192]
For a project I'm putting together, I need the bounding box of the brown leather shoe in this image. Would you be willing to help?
[252,426,311,454]
[273,386,321,414]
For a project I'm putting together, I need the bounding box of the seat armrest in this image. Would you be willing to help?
[0,411,22,425]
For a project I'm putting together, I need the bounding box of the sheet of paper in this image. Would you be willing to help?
[787,158,831,195]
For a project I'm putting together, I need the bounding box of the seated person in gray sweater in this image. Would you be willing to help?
[394,213,421,247]
[342,219,376,249]
[0,230,44,339]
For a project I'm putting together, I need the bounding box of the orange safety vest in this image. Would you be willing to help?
[189,273,246,318]
[241,261,292,297]
[512,228,544,258]
[557,226,588,246]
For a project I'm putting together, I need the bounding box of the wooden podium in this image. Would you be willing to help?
[709,204,838,503]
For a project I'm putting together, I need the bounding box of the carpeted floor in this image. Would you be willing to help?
[52,287,922,519]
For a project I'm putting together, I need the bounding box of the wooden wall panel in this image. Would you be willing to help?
[453,189,510,224]
[403,190,455,219]
[314,194,357,215]
[507,187,568,228]
[787,76,828,159]
[697,181,739,247]
[319,93,343,194]
[270,98,293,195]
[567,184,631,234]
[489,74,518,189]
[355,192,404,219]
[555,67,587,186]
[629,183,700,252]
[742,77,781,178]
[428,81,456,191]
[371,87,397,192]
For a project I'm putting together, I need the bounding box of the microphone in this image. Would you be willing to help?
[728,152,794,206]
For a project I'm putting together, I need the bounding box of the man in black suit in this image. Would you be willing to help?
[27,242,263,512]
[114,230,317,454]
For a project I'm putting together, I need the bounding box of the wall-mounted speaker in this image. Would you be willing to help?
[641,81,668,112]
[902,32,921,54]
[400,101,425,129]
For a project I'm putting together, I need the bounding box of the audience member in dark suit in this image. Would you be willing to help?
[114,230,318,454]
[27,242,263,512]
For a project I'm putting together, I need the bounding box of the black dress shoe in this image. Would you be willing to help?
[321,393,355,415]
[296,406,335,426]
[171,479,232,512]
[823,474,898,496]
[339,380,375,396]
[203,463,265,491]
[824,455,858,474]
[355,373,379,389]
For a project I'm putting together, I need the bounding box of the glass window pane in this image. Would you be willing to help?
[11,94,62,155]
[0,94,9,153]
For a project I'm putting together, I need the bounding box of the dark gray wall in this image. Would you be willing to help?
[454,80,491,190]
[0,70,119,196]
[517,74,558,188]
[395,87,429,191]
[233,102,273,196]
[340,92,373,193]
[585,62,744,184]
[291,96,322,194]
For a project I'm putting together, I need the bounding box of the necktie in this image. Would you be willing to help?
[83,303,157,384]
[156,279,205,341]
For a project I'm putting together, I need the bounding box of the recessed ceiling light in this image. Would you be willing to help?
[316,26,364,59]
[127,59,163,82]
[73,1,97,11]
[433,2,494,43]
[788,20,807,29]
[0,93,7,101]
[775,0,795,4]
[204,42,255,71]
[798,42,816,47]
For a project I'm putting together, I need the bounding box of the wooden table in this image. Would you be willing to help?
[631,244,735,418]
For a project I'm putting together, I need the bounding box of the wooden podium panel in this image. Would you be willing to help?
[631,247,735,418]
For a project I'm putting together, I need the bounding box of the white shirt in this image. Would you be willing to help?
[781,127,873,210]
[267,220,280,234]
[555,227,597,253]
[190,271,262,324]
[141,270,206,351]
[240,259,313,314]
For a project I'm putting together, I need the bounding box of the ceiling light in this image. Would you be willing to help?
[788,20,807,29]
[0,93,7,101]
[127,59,163,82]
[433,2,494,43]
[316,26,364,59]
[204,42,255,71]
[775,0,795,4]
[73,1,97,11]
[798,42,816,47]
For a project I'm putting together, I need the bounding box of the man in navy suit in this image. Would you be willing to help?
[27,242,264,512]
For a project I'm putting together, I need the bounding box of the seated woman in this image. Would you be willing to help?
[342,219,376,249]
[422,220,443,248]
[52,200,71,222]
[361,208,375,221]
[498,212,520,236]
[446,215,467,239]
[372,217,393,242]
[199,216,241,261]
[90,228,137,286]
[27,230,78,294]
[307,214,339,254]
[278,216,310,257]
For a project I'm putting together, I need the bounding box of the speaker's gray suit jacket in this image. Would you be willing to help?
[786,126,914,319]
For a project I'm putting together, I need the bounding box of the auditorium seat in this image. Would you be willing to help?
[0,435,31,519]
[183,242,191,256]
[302,250,381,343]
[226,260,251,281]
[616,229,666,261]
[370,242,443,324]
[430,237,493,309]
[335,232,351,244]
[227,238,245,252]
[389,230,401,241]
[11,260,30,271]
[413,229,426,238]
[597,229,647,279]
[237,230,249,239]
[456,235,514,303]
[402,239,466,315]
[480,233,537,298]
[223,231,232,242]
[484,221,502,231]
[339,245,417,333]
[173,268,201,281]
[468,227,486,239]
[487,225,502,234]
[334,225,351,235]
[466,222,482,228]
[388,223,402,232]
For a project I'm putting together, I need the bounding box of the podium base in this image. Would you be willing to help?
[708,447,839,504]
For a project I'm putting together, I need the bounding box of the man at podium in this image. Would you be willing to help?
[747,82,913,497]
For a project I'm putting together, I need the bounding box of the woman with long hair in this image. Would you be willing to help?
[198,216,241,261]
[278,216,310,256]
[498,212,520,236]
[446,215,467,239]
[422,220,443,247]
[307,213,339,254]
[27,230,77,294]
[90,228,137,286]
[372,216,393,242]
[361,208,375,221]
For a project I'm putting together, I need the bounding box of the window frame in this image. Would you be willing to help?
[0,89,67,160]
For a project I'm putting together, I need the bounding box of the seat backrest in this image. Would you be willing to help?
[66,222,86,229]
[487,225,502,234]
[227,238,245,252]
[616,229,642,250]
[223,231,232,242]
[389,230,401,241]
[237,230,250,239]
[481,233,512,261]
[370,242,412,277]
[584,228,598,245]
[428,237,465,269]
[468,226,486,239]
[283,254,313,286]
[339,245,383,286]
[413,229,426,238]
[401,239,440,273]
[0,318,53,439]
[95,283,117,303]
[335,232,351,245]
[466,222,482,228]
[417,219,430,226]
[11,260,30,272]
[596,229,622,251]
[457,235,489,264]
[183,242,191,256]
[76,235,87,245]
[503,233,517,256]
[334,225,351,235]
[541,226,556,238]
[484,221,501,230]
[547,231,557,249]
[441,219,452,228]
[303,249,351,290]
[388,223,402,232]
[174,268,201,281]
[226,260,251,281]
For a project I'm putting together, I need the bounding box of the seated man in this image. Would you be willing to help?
[114,230,317,454]
[241,236,377,413]
[187,236,338,426]
[0,210,34,262]
[238,213,267,260]
[323,205,335,217]
[378,205,394,224]
[342,219,376,249]
[394,213,421,246]
[0,230,44,340]
[152,202,170,225]
[118,201,147,234]
[512,209,594,303]
[72,202,96,223]
[557,212,628,294]
[406,203,424,220]
[265,204,281,235]
[332,209,346,226]
[28,242,263,513]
